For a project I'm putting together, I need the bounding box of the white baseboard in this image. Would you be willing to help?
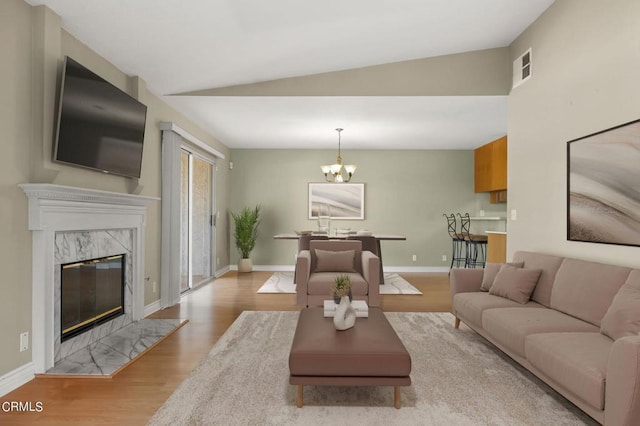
[384,266,450,273]
[144,299,162,317]
[0,362,35,397]
[215,265,231,277]
[229,265,294,272]
[228,265,449,273]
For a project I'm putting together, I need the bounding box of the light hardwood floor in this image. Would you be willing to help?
[1,271,451,425]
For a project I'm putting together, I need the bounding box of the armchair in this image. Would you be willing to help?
[295,240,380,307]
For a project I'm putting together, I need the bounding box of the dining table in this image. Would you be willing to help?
[273,233,407,284]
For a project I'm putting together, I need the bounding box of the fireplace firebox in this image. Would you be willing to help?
[61,254,125,342]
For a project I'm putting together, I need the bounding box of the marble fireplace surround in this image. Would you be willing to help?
[54,229,133,363]
[20,184,158,373]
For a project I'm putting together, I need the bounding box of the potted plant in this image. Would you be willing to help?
[331,274,356,330]
[231,205,261,273]
[330,274,352,304]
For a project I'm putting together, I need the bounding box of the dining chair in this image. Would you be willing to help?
[347,235,384,284]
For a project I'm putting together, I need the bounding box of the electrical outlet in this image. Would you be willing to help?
[152,282,157,293]
[20,332,29,352]
[442,255,447,262]
[511,209,517,221]
[412,255,417,262]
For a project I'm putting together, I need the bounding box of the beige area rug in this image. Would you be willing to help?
[257,271,422,295]
[149,311,596,426]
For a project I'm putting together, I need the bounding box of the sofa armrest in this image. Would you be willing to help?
[295,250,311,306]
[605,335,640,426]
[361,251,380,307]
[450,268,483,295]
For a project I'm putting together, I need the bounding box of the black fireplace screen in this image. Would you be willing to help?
[61,254,125,341]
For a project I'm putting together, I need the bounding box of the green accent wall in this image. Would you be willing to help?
[229,149,476,267]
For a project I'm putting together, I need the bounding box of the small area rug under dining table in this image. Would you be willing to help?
[257,271,422,295]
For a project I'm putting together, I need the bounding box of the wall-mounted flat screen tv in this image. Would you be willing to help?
[53,56,147,178]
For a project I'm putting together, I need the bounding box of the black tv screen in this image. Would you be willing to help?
[54,57,147,178]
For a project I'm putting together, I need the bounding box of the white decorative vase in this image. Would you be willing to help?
[238,258,253,273]
[333,295,356,330]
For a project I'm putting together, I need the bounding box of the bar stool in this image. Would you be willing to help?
[457,213,487,268]
[443,213,466,269]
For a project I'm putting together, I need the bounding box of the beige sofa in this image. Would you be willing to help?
[295,239,380,307]
[450,251,640,426]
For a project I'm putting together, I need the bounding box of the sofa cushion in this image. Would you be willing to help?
[452,292,542,328]
[482,307,599,358]
[314,249,356,273]
[550,258,631,327]
[525,332,611,410]
[480,262,524,291]
[489,264,541,304]
[307,272,368,296]
[309,240,363,274]
[601,270,640,340]
[512,251,565,307]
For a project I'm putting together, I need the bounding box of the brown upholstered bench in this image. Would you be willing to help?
[289,307,411,408]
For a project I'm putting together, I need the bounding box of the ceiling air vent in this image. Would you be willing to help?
[512,48,532,89]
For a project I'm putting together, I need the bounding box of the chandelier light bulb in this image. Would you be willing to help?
[321,128,356,183]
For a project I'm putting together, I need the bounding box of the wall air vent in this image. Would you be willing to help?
[512,48,532,89]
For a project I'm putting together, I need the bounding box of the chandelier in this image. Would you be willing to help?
[321,128,356,183]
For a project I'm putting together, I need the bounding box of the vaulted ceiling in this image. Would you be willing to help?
[26,0,555,149]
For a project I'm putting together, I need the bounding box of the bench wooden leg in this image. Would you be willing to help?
[454,317,460,329]
[394,386,401,409]
[296,385,304,408]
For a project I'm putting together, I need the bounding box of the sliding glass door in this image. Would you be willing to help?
[180,149,215,293]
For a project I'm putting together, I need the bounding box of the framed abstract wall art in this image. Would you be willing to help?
[308,183,364,220]
[567,118,640,246]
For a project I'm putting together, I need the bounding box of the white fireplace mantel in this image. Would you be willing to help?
[19,184,159,373]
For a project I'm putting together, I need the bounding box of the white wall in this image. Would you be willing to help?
[507,0,640,266]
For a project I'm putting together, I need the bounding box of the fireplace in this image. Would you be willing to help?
[61,254,125,342]
[54,229,134,361]
[20,183,158,373]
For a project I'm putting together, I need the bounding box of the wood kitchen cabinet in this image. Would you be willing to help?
[474,136,507,201]
[487,232,507,263]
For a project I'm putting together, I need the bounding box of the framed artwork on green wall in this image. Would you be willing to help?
[308,183,365,220]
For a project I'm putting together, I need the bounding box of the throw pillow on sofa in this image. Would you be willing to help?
[489,263,542,304]
[480,261,525,291]
[601,270,640,340]
[314,249,356,273]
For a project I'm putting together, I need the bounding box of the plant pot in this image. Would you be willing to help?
[333,289,352,304]
[238,258,253,273]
